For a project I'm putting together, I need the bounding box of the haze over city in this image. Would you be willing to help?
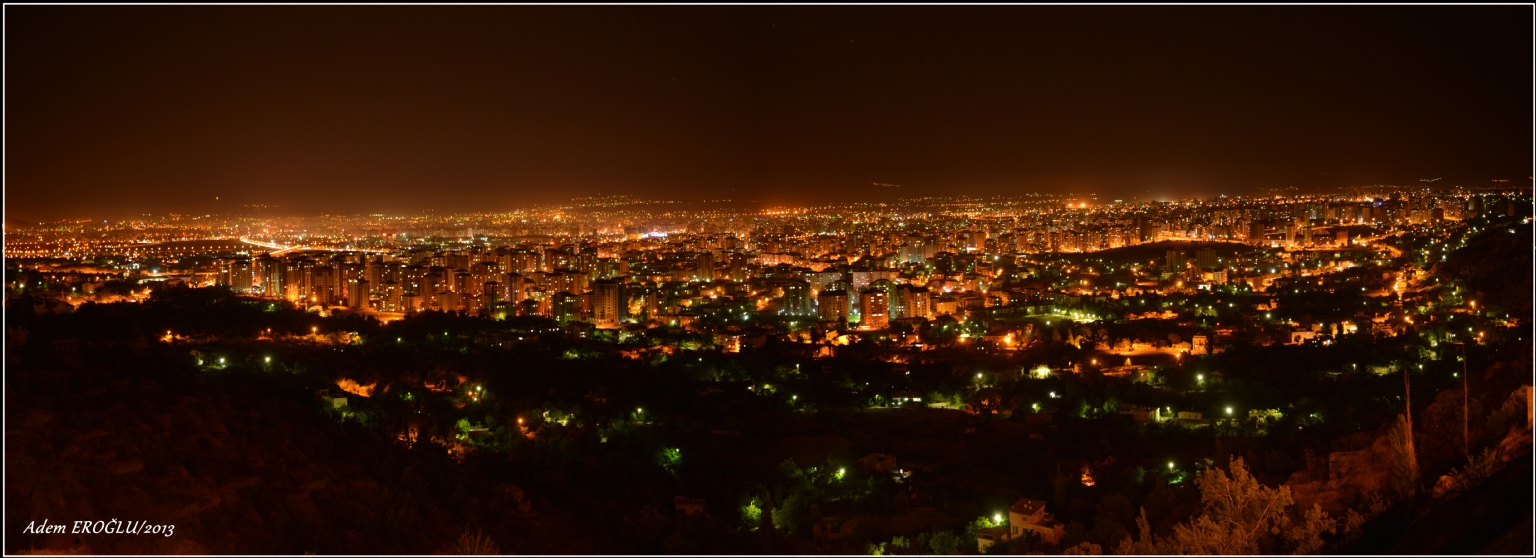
[5,6,1532,222]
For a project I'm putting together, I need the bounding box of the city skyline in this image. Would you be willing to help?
[6,6,1532,222]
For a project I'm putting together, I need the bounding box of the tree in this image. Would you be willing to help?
[1112,508,1158,555]
[927,531,961,555]
[1284,504,1336,555]
[1062,541,1102,555]
[1116,458,1335,555]
[443,527,500,555]
[1387,413,1419,500]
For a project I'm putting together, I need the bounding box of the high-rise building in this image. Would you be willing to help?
[728,253,750,282]
[255,254,285,298]
[591,279,626,328]
[543,247,571,272]
[1248,221,1266,244]
[859,289,889,330]
[311,265,337,305]
[381,281,402,312]
[696,252,715,282]
[575,245,599,275]
[346,277,369,308]
[442,251,470,272]
[477,281,497,311]
[220,258,254,293]
[283,258,314,302]
[818,289,849,322]
[807,270,844,293]
[438,290,462,312]
[899,243,927,264]
[552,291,582,323]
[339,262,363,302]
[1164,250,1186,272]
[1138,220,1161,243]
[782,280,813,315]
[1195,249,1218,271]
[527,287,552,317]
[870,279,901,321]
[550,269,589,294]
[420,270,443,306]
[365,258,386,294]
[469,262,495,297]
[900,285,932,319]
[504,274,531,306]
[635,285,660,319]
[402,264,427,297]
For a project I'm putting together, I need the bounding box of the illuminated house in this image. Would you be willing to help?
[1118,403,1162,423]
[1191,334,1209,355]
[977,498,1065,551]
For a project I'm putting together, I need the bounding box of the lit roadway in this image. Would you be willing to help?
[239,237,286,251]
[239,236,392,256]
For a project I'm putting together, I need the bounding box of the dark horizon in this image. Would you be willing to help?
[6,5,1532,222]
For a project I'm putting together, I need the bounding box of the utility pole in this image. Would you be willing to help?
[1404,362,1414,468]
[1459,341,1469,460]
[1392,357,1422,497]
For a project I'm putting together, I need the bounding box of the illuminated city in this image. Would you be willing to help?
[5,5,1531,556]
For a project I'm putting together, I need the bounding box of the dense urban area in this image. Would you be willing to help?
[5,187,1532,554]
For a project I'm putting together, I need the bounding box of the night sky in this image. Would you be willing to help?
[6,6,1531,221]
